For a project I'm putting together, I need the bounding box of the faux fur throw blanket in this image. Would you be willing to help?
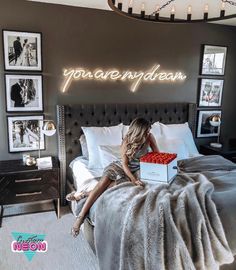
[93,156,235,270]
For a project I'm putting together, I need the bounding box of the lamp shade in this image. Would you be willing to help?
[42,120,56,136]
[209,115,221,127]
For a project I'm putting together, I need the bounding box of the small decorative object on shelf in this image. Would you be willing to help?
[36,156,52,169]
[25,156,37,166]
[22,153,30,164]
[140,152,177,183]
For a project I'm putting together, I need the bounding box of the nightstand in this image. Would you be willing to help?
[200,144,236,163]
[0,157,60,227]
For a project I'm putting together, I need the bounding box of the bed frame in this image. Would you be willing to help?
[56,102,197,205]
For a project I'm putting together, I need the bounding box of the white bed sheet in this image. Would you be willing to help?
[69,156,103,193]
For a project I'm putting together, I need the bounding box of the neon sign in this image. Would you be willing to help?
[62,64,187,93]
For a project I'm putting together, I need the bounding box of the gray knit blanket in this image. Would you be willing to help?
[92,155,236,270]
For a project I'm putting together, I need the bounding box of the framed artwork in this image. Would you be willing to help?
[7,115,45,153]
[201,45,227,76]
[5,74,43,112]
[198,78,224,107]
[197,110,221,138]
[3,30,42,71]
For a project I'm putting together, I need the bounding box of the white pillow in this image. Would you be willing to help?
[122,125,129,139]
[79,134,89,159]
[151,122,162,141]
[99,145,121,168]
[82,124,123,169]
[156,137,189,160]
[159,122,199,157]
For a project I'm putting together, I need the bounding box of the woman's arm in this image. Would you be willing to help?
[149,133,159,152]
[121,141,137,183]
[121,140,144,186]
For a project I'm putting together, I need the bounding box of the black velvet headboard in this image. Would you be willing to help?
[57,103,197,205]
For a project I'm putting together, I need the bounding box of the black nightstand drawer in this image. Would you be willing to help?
[0,170,59,205]
[12,170,58,187]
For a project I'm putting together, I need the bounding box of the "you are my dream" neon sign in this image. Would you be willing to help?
[62,64,187,93]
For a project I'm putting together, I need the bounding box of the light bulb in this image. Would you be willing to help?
[141,3,145,11]
[187,5,192,14]
[221,2,226,10]
[204,4,209,13]
[171,5,176,15]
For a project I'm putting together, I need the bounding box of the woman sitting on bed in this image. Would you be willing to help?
[66,117,159,237]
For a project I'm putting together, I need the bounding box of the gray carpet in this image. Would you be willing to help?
[0,204,98,270]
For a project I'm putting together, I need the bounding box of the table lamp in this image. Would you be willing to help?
[209,114,222,148]
[35,120,56,169]
[24,120,56,167]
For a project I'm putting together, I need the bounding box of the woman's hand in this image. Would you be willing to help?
[133,178,144,187]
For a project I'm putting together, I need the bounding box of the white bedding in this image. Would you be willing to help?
[69,156,103,192]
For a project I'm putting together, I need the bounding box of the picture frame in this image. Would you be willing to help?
[198,78,224,107]
[197,110,222,138]
[3,30,42,71]
[200,45,227,76]
[5,74,43,112]
[7,115,45,153]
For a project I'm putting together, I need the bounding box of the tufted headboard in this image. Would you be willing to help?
[57,103,197,205]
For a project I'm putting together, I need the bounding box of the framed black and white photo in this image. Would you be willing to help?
[3,30,42,71]
[201,45,227,76]
[7,115,45,153]
[5,74,43,112]
[197,110,222,138]
[198,78,224,107]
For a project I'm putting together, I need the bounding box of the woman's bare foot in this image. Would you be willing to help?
[71,215,84,237]
[66,191,89,202]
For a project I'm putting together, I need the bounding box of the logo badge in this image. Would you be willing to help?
[11,232,48,261]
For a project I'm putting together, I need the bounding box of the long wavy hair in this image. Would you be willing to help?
[124,117,151,160]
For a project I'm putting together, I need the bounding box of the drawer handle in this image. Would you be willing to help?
[15,177,42,183]
[15,191,42,197]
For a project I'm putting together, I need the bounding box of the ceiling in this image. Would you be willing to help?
[29,0,236,26]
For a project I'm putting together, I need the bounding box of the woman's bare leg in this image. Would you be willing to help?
[71,176,112,237]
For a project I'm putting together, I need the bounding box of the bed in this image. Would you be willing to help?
[57,103,236,270]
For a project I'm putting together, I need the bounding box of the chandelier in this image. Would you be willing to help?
[107,0,236,23]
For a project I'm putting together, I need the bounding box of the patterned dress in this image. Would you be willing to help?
[102,141,150,184]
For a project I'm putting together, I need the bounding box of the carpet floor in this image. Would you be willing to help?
[0,203,99,270]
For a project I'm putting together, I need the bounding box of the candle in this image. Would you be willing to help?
[155,5,160,20]
[170,5,175,21]
[187,5,192,21]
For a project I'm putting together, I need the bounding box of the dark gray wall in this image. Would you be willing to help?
[0,0,236,160]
